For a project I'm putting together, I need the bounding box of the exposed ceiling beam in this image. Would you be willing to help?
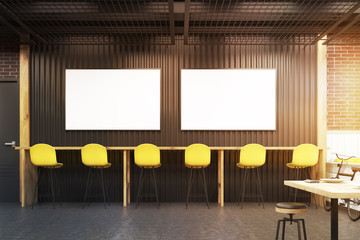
[168,0,175,44]
[323,13,360,45]
[0,15,24,36]
[0,2,47,44]
[310,2,360,45]
[184,0,190,45]
[37,27,170,34]
[19,13,169,21]
[0,16,36,44]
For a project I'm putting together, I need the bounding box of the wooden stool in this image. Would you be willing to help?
[275,202,307,240]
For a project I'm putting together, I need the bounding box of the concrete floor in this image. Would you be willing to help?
[0,202,359,240]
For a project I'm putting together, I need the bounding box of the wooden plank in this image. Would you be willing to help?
[284,181,360,199]
[123,150,127,207]
[19,44,33,207]
[15,146,328,151]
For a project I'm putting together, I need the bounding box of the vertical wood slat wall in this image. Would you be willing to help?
[30,37,317,202]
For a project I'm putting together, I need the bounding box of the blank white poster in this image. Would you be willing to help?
[66,69,160,130]
[181,69,276,130]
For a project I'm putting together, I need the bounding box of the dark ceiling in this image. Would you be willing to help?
[0,0,360,45]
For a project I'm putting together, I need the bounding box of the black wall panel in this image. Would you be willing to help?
[30,37,317,202]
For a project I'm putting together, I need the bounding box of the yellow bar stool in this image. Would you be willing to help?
[185,143,211,209]
[134,143,161,209]
[30,143,63,209]
[237,143,266,209]
[81,143,111,209]
[287,144,319,205]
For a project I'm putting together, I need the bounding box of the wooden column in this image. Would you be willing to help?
[316,39,327,179]
[218,150,224,207]
[314,39,327,205]
[126,150,130,204]
[19,44,35,207]
[123,150,128,206]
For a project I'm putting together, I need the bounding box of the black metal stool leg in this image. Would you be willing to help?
[282,217,286,240]
[307,167,317,209]
[186,168,193,209]
[301,219,307,240]
[240,169,249,209]
[39,169,48,206]
[151,167,160,209]
[53,170,62,206]
[136,167,144,209]
[201,167,210,209]
[49,169,56,209]
[32,167,42,209]
[83,168,92,209]
[296,220,301,240]
[294,168,299,202]
[88,168,96,206]
[252,169,260,206]
[256,168,265,209]
[251,169,259,206]
[99,169,107,209]
[106,173,111,207]
[276,219,282,240]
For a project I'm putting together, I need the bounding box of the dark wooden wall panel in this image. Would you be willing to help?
[30,37,317,202]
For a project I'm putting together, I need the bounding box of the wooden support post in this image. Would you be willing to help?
[19,44,35,207]
[123,150,127,207]
[122,150,131,206]
[313,38,327,205]
[126,150,130,204]
[218,150,224,207]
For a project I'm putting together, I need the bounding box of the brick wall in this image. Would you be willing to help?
[327,45,360,130]
[0,45,19,79]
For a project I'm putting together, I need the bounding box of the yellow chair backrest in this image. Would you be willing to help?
[30,143,58,166]
[185,144,211,167]
[239,144,266,167]
[81,144,108,166]
[134,144,160,167]
[291,144,319,167]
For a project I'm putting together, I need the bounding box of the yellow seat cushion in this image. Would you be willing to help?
[43,163,63,169]
[142,163,161,169]
[185,163,209,169]
[236,163,258,169]
[91,163,112,169]
[286,163,307,169]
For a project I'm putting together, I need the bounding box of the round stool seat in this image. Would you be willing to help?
[275,202,307,214]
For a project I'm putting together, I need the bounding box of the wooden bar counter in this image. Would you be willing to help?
[15,146,326,207]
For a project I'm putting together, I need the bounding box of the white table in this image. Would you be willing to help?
[284,180,360,240]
